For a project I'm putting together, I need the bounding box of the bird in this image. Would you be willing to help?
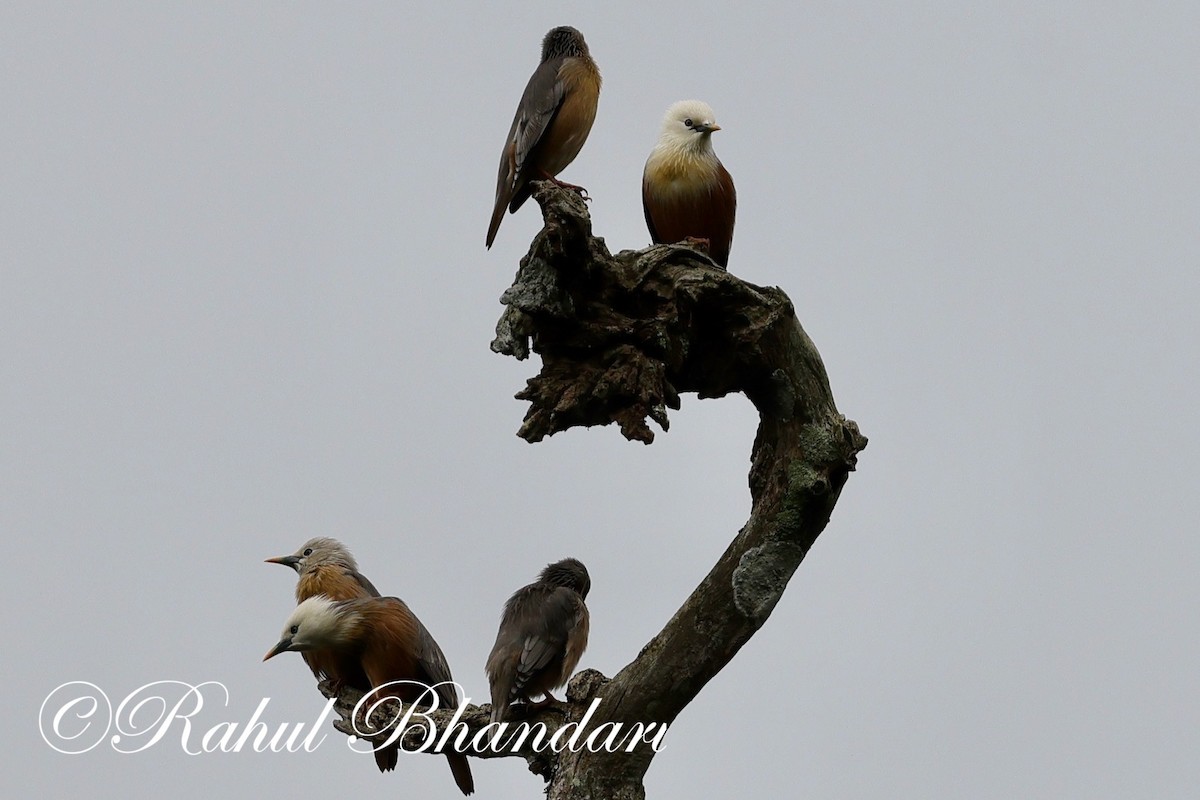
[486,26,601,249]
[265,537,380,683]
[266,537,381,603]
[265,595,475,796]
[642,100,737,268]
[485,558,590,724]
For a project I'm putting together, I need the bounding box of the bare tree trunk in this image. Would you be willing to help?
[324,182,867,798]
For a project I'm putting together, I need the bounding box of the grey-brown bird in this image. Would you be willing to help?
[485,558,590,724]
[642,100,737,268]
[266,537,381,603]
[265,595,475,795]
[265,537,380,683]
[486,26,601,248]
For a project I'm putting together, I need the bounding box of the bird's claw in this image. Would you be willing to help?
[544,174,591,201]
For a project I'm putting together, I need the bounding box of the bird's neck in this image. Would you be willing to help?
[559,56,602,92]
[647,141,720,183]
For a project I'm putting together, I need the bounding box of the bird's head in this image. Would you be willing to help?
[263,596,347,661]
[265,536,357,574]
[539,557,592,600]
[658,100,723,153]
[541,26,589,61]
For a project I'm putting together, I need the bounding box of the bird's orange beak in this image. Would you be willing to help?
[263,638,292,662]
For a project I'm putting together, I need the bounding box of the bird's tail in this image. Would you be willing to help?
[490,694,509,725]
[486,209,503,249]
[486,152,516,248]
[446,753,475,796]
[373,741,398,772]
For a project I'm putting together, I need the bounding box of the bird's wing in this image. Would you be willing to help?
[511,586,582,695]
[349,568,382,598]
[642,166,663,245]
[361,597,459,711]
[414,621,460,711]
[708,162,737,266]
[488,58,567,247]
[509,57,569,178]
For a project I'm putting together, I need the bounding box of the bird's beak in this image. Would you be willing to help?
[263,638,293,661]
[703,123,722,133]
[265,555,301,568]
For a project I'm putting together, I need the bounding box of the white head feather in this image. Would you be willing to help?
[277,596,352,651]
[653,100,722,158]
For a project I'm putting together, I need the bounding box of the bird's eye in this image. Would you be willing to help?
[303,548,313,556]
[290,625,299,635]
[683,118,694,128]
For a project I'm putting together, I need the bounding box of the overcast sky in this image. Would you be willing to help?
[4,2,1198,798]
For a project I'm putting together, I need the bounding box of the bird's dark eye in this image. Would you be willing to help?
[303,548,313,556]
[683,118,693,128]
[290,625,299,635]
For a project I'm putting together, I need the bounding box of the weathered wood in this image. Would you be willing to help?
[324,181,866,798]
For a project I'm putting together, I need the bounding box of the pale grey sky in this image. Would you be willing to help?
[4,2,1198,798]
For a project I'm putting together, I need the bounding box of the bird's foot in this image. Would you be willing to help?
[541,173,591,202]
[505,693,564,721]
[527,697,553,711]
[527,692,562,711]
[682,235,712,253]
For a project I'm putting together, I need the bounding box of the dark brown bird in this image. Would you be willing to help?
[265,595,475,795]
[485,558,590,724]
[265,537,380,683]
[486,26,602,248]
[642,100,737,268]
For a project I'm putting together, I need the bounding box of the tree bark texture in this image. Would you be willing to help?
[325,182,867,798]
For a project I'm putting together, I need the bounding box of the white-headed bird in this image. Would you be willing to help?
[266,537,380,683]
[265,595,475,795]
[642,100,737,268]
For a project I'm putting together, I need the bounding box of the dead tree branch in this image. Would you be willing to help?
[326,182,866,799]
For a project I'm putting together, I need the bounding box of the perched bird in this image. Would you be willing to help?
[485,558,590,724]
[642,100,737,268]
[265,537,380,683]
[265,595,475,796]
[266,537,381,603]
[486,26,601,248]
